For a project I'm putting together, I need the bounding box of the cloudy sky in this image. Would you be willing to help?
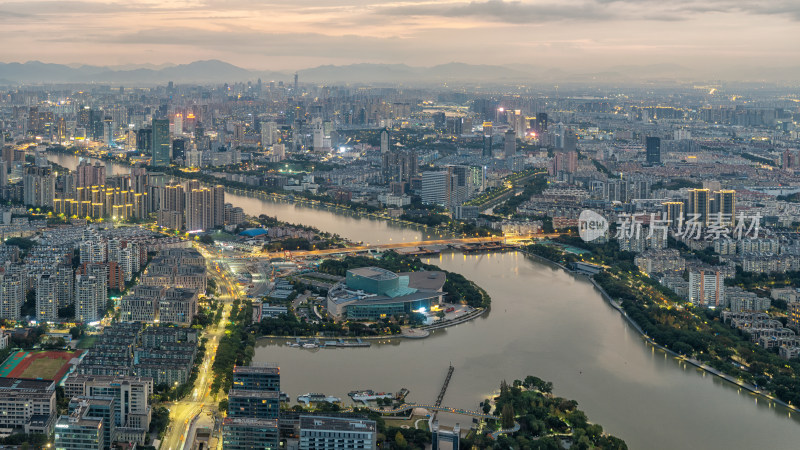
[0,0,797,72]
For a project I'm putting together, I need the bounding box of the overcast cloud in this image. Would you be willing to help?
[0,0,796,74]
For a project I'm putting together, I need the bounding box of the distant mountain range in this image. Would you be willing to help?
[0,59,798,85]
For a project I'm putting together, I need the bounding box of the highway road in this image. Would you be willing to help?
[159,244,241,450]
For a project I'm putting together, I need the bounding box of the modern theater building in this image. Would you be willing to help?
[326,267,446,320]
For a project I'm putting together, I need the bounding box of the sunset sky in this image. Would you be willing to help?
[1,0,797,72]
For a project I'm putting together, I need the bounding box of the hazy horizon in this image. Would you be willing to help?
[1,0,798,76]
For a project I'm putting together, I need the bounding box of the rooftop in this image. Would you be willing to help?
[299,415,376,432]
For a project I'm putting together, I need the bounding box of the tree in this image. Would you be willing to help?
[199,234,215,244]
[394,431,408,449]
[218,399,228,413]
[501,404,516,429]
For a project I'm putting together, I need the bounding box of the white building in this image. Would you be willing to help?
[75,275,104,323]
[689,270,725,307]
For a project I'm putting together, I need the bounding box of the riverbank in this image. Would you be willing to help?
[519,247,800,414]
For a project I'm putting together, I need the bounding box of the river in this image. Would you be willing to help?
[47,152,800,449]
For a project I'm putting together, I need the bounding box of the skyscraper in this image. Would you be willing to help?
[380,128,390,154]
[151,118,171,166]
[646,136,661,164]
[504,129,516,159]
[714,190,736,226]
[687,189,711,225]
[482,122,493,157]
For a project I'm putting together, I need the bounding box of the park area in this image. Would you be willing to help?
[0,349,84,381]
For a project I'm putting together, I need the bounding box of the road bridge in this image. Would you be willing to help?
[242,234,558,260]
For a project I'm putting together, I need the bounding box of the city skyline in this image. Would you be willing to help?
[0,0,798,78]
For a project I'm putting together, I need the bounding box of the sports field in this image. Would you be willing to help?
[0,349,84,381]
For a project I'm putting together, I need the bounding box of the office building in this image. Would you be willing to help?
[646,136,661,164]
[232,365,281,392]
[67,397,115,450]
[228,389,280,419]
[421,170,449,207]
[224,364,281,450]
[380,128,390,154]
[151,118,171,166]
[482,122,492,157]
[503,129,516,159]
[55,404,105,450]
[298,416,377,450]
[222,417,279,450]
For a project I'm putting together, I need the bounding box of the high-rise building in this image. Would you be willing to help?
[76,161,106,188]
[151,118,171,166]
[689,269,725,307]
[213,185,225,227]
[534,113,548,133]
[185,185,223,231]
[714,190,736,226]
[432,112,446,131]
[421,170,449,207]
[23,166,55,207]
[662,201,685,227]
[646,136,661,164]
[380,128,390,154]
[75,275,104,323]
[158,183,185,230]
[224,365,280,449]
[261,122,278,147]
[687,189,711,225]
[172,138,186,161]
[173,113,183,135]
[482,122,493,157]
[0,273,25,319]
[36,273,58,323]
[503,129,516,159]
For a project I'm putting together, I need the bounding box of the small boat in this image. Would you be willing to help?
[297,393,341,405]
[302,343,318,349]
